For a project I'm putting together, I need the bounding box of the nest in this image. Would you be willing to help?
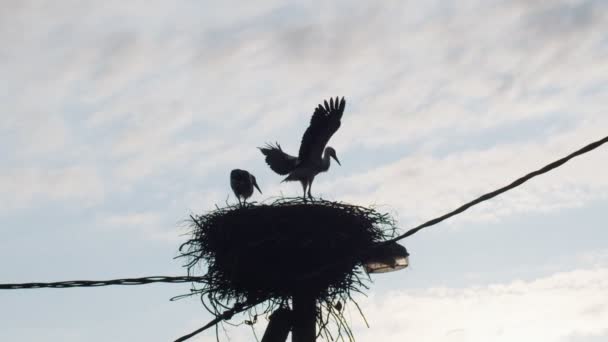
[177,197,397,340]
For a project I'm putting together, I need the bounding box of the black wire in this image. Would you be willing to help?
[0,276,206,290]
[174,300,264,342]
[174,316,225,342]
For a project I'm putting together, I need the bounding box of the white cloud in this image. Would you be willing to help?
[97,211,185,243]
[2,0,607,208]
[1,0,605,229]
[577,249,608,268]
[0,166,105,212]
[352,267,608,342]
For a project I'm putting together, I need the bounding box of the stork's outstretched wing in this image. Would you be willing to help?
[259,143,299,175]
[298,97,345,162]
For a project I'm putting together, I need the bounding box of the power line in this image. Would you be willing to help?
[174,316,226,342]
[173,301,263,342]
[0,276,205,290]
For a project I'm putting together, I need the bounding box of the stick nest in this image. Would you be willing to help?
[178,198,397,307]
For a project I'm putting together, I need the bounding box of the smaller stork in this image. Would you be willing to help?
[230,169,262,206]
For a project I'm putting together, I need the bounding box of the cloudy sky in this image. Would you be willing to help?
[1,0,607,341]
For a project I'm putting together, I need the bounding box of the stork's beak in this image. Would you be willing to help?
[253,179,262,194]
[332,154,341,166]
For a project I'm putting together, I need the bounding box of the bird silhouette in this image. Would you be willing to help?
[230,169,262,206]
[259,97,344,200]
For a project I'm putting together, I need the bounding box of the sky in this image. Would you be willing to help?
[1,0,607,341]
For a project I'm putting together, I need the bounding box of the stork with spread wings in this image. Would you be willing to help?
[259,97,345,200]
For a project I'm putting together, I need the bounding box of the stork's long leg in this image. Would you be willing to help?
[307,178,314,200]
[300,181,307,201]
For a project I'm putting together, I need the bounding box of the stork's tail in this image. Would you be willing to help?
[281,172,300,183]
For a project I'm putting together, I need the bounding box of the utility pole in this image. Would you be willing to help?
[291,292,317,342]
[261,308,293,342]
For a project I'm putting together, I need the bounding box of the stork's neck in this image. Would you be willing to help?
[320,150,332,171]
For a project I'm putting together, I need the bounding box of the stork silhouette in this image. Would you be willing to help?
[260,97,344,200]
[230,169,262,206]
